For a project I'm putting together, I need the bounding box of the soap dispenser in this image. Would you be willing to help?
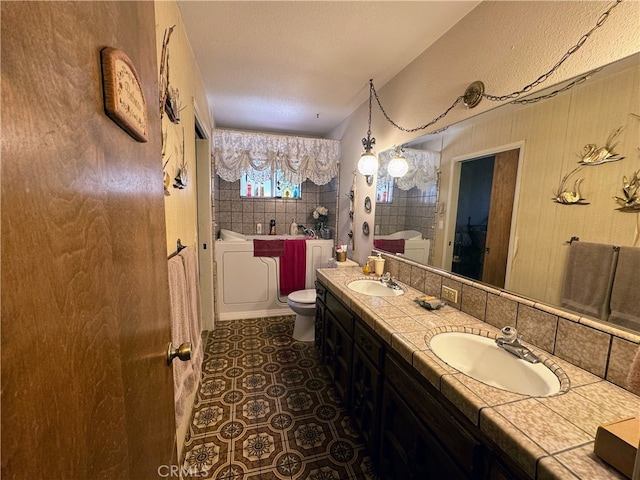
[290,219,298,236]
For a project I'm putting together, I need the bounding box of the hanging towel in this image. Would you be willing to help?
[280,239,307,296]
[560,241,618,320]
[253,239,285,257]
[627,345,640,396]
[609,247,640,330]
[373,238,405,254]
[179,246,203,386]
[167,256,194,426]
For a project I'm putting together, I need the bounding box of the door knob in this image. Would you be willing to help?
[167,342,191,365]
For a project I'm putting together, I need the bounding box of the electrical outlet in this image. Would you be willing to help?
[442,286,459,303]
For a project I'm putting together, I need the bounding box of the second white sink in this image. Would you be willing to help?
[430,332,561,396]
[347,279,403,297]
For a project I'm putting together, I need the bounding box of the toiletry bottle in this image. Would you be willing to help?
[290,219,298,236]
[374,254,385,276]
[269,219,276,235]
[256,223,262,235]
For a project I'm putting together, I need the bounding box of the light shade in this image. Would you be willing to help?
[357,151,378,176]
[387,154,409,178]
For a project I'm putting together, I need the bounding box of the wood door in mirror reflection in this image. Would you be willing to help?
[452,149,518,289]
[483,150,519,287]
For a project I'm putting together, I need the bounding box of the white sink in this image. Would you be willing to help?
[429,332,561,396]
[347,279,403,297]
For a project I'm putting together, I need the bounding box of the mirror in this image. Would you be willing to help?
[373,53,640,332]
[373,147,440,265]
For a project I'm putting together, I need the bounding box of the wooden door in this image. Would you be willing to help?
[1,2,176,478]
[482,149,519,288]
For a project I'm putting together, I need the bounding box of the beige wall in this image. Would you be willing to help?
[155,1,212,255]
[154,0,213,458]
[330,1,640,266]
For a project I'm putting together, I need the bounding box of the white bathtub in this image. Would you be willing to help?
[215,230,334,320]
[374,230,431,264]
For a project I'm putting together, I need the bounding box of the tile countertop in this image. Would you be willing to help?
[316,267,640,480]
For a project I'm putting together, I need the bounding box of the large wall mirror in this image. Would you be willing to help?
[373,52,639,332]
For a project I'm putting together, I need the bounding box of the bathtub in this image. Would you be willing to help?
[374,230,431,264]
[215,230,334,320]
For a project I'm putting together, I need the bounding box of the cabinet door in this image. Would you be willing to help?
[351,343,381,457]
[379,381,468,480]
[314,297,326,355]
[385,354,482,478]
[324,309,352,403]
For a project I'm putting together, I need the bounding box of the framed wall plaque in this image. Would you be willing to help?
[101,47,148,142]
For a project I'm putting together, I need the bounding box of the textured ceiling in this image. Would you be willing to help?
[177,1,481,137]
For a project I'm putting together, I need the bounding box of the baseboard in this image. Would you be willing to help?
[218,307,294,321]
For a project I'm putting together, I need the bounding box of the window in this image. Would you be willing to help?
[376,176,394,203]
[240,170,301,198]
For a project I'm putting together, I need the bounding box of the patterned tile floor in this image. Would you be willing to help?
[182,315,379,480]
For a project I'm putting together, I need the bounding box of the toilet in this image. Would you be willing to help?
[287,289,316,341]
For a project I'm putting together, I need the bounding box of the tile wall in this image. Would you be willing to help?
[214,177,337,237]
[374,184,437,241]
[379,251,640,395]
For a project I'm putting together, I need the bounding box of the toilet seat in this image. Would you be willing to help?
[287,289,316,304]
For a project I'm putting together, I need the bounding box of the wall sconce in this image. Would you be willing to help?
[387,145,409,178]
[357,79,378,185]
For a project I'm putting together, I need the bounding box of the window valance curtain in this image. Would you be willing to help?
[378,148,440,192]
[213,129,340,186]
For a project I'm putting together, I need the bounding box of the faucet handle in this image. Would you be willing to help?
[501,326,518,343]
[381,272,391,282]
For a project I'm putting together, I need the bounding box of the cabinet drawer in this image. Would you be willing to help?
[385,354,482,478]
[354,320,383,367]
[326,289,353,335]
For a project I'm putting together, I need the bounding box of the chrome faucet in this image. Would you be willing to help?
[298,225,315,238]
[495,326,540,364]
[380,272,402,290]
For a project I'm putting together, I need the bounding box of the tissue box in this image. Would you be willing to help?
[594,417,639,479]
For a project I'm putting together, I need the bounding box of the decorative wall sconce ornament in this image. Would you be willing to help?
[159,25,183,125]
[553,166,589,205]
[161,128,171,196]
[578,126,625,165]
[173,128,188,189]
[364,196,372,213]
[357,80,378,184]
[613,170,640,211]
[387,145,409,178]
[165,86,183,124]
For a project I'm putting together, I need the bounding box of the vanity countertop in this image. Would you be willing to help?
[317,267,640,480]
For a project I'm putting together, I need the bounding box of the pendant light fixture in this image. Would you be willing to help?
[357,80,378,184]
[387,145,409,178]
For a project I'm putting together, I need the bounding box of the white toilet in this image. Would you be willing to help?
[287,289,316,341]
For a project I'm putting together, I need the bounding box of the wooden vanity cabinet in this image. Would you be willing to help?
[314,280,527,480]
[322,289,354,403]
[350,321,383,458]
[314,281,327,354]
